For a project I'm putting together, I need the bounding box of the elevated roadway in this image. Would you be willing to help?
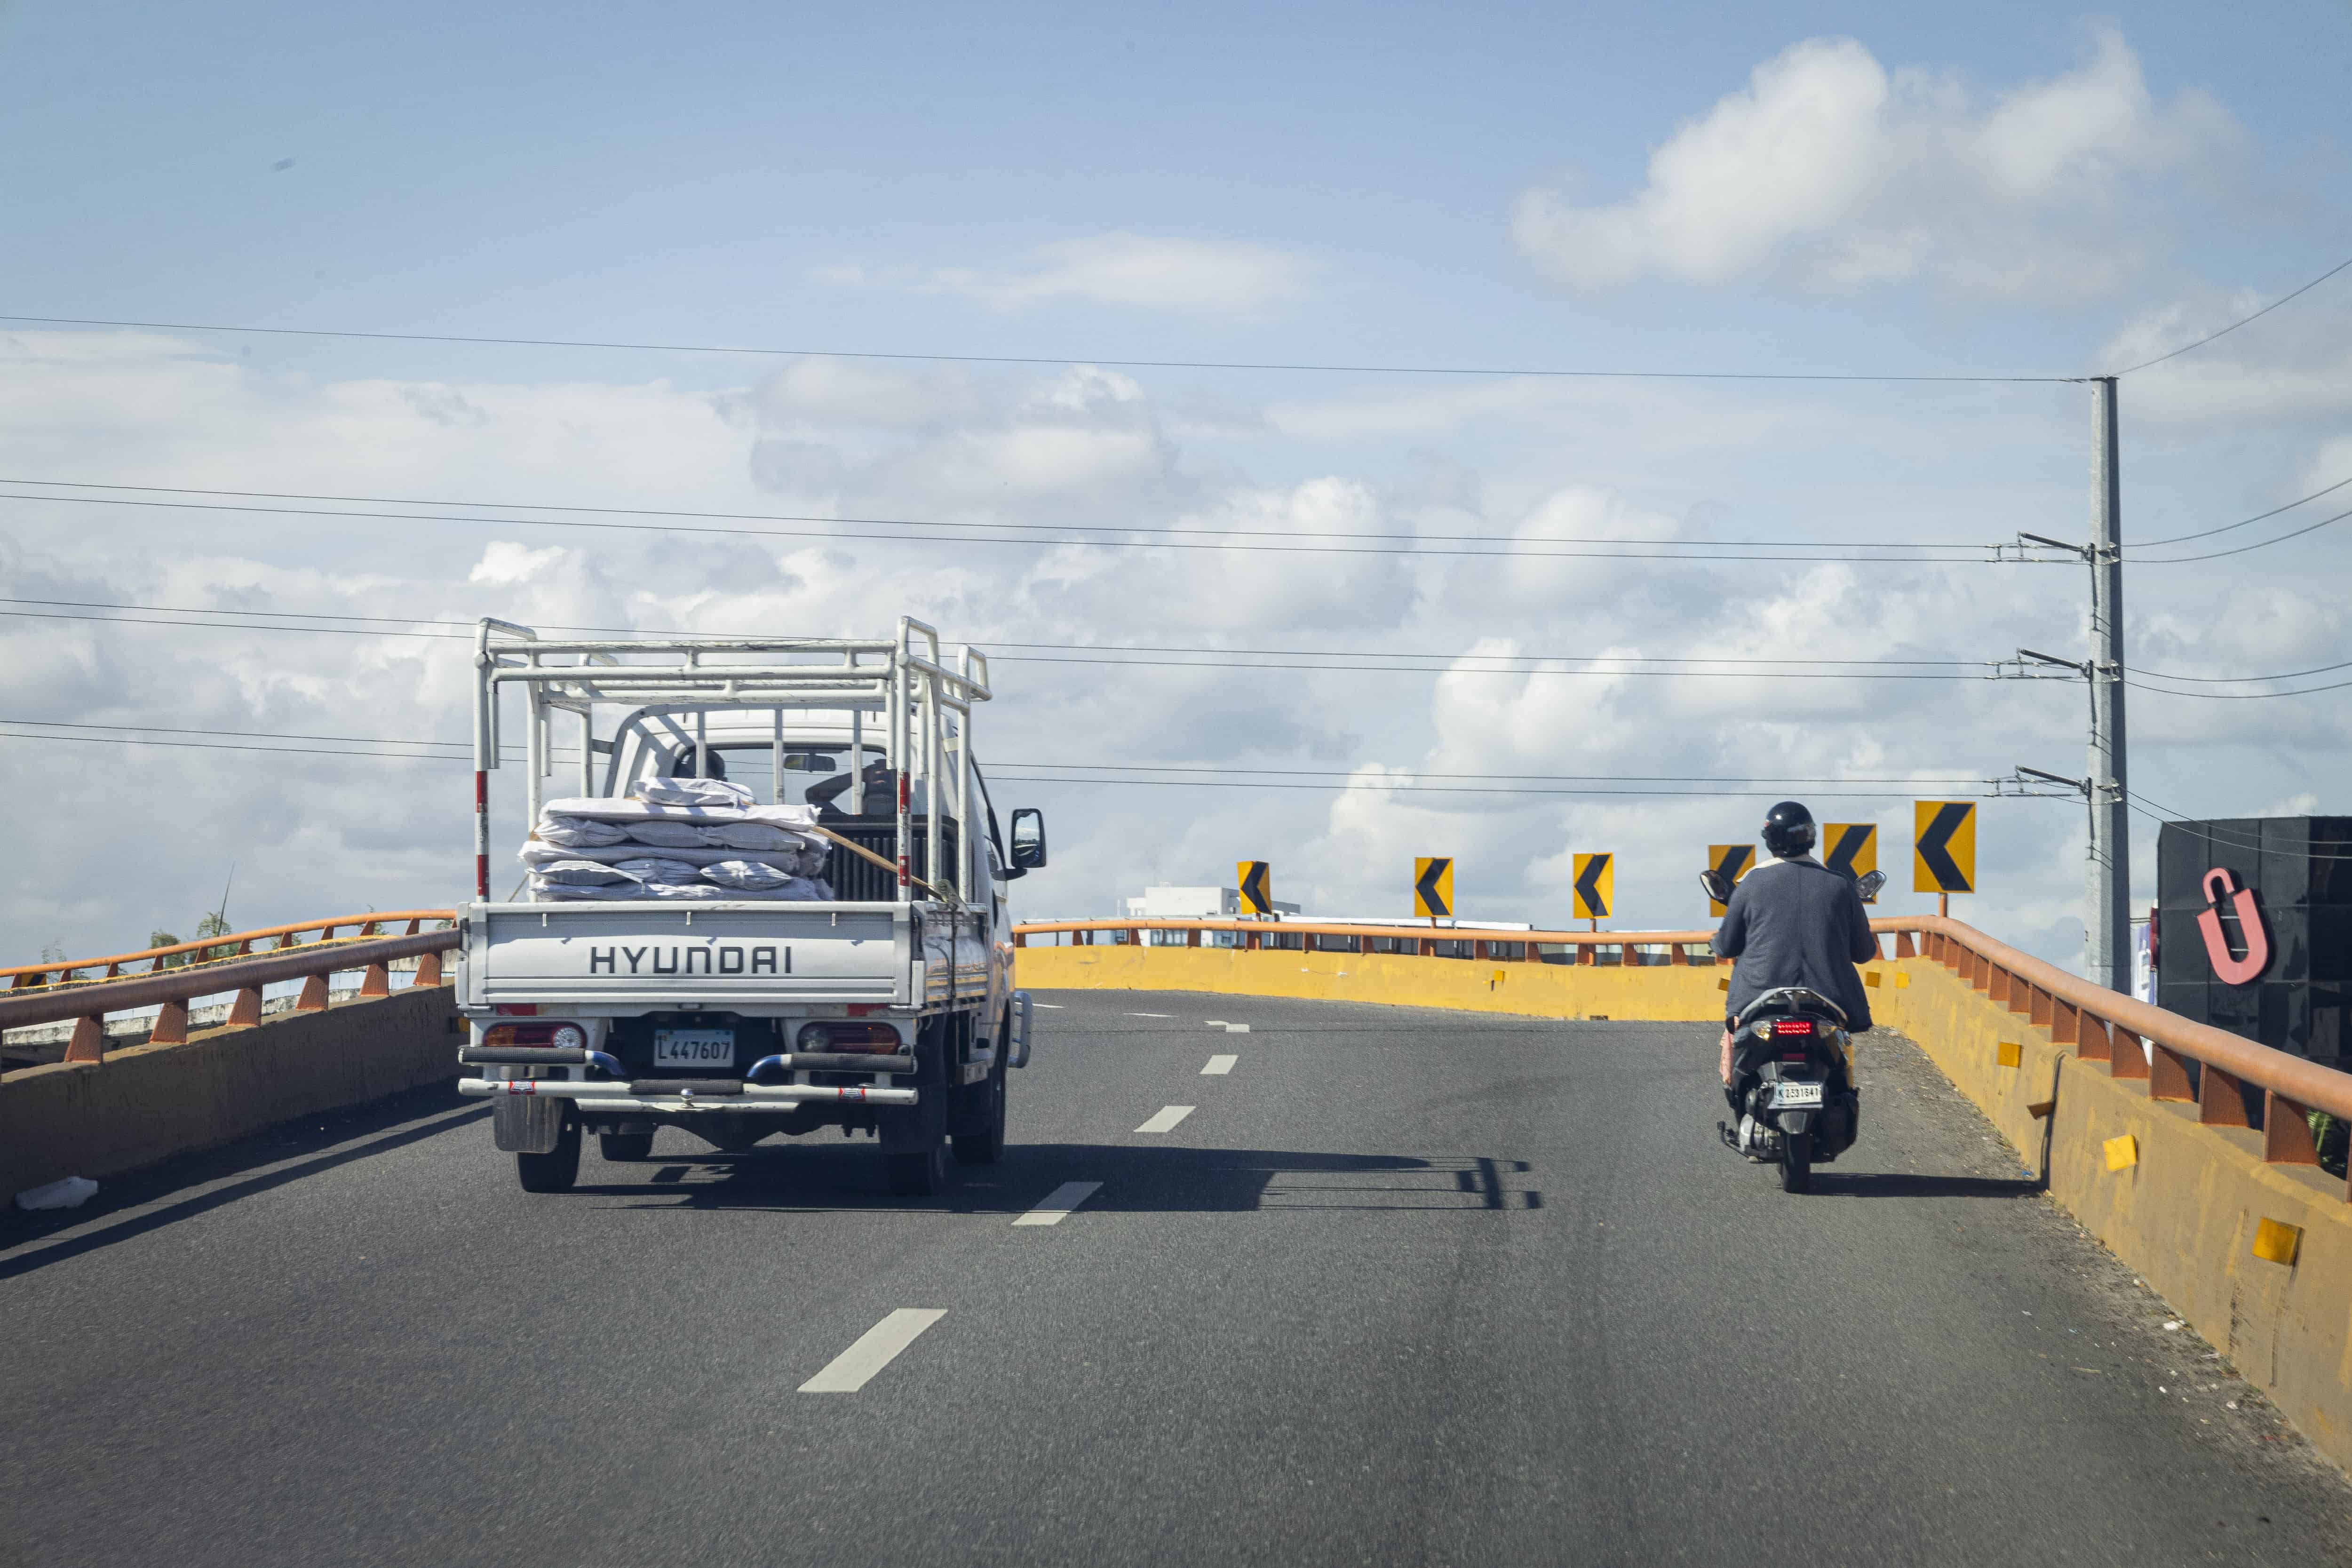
[6,991,2350,1566]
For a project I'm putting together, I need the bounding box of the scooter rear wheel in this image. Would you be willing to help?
[1780,1131,1812,1194]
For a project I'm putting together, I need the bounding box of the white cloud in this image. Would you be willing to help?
[1512,27,2244,298]
[820,232,1317,319]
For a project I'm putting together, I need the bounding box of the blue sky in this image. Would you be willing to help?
[1,2,2349,962]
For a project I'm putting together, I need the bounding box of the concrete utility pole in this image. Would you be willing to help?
[2086,377,2131,994]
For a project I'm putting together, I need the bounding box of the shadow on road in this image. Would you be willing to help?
[1806,1171,2041,1199]
[592,1143,1546,1215]
[0,1083,486,1278]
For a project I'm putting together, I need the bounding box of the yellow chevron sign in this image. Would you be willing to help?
[1572,853,1613,920]
[1706,844,1754,916]
[1822,824,1877,902]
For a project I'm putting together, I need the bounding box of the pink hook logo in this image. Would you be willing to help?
[2195,868,2270,986]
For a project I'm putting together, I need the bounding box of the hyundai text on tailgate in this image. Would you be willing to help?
[455,617,1048,1195]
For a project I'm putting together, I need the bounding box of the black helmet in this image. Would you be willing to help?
[1762,800,1816,859]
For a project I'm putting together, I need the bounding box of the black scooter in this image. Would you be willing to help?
[1700,868,1882,1193]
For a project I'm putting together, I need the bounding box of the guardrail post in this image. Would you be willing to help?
[359,963,391,997]
[1014,931,1027,947]
[2108,1028,2149,1083]
[62,1015,105,1063]
[2076,1014,2114,1063]
[150,1001,189,1046]
[2050,999,2079,1046]
[2264,1092,2320,1166]
[2028,985,2052,1029]
[2198,1063,2252,1127]
[1669,942,1687,965]
[1892,931,1916,959]
[1186,928,1200,949]
[225,987,263,1029]
[2149,1043,2195,1102]
[295,974,330,1012]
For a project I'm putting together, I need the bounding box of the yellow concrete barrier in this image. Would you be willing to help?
[0,982,458,1200]
[1873,961,2352,1471]
[1015,943,1726,1019]
[1017,939,2352,1472]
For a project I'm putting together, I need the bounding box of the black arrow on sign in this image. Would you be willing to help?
[1240,861,1271,914]
[1917,804,1972,892]
[1823,826,1868,878]
[1713,845,1753,883]
[1574,853,1611,916]
[1415,858,1451,917]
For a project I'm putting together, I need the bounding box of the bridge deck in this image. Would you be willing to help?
[5,992,2348,1566]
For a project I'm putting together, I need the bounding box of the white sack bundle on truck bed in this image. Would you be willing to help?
[520,779,834,902]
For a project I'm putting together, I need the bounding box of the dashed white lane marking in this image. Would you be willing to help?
[1136,1105,1196,1134]
[798,1309,948,1393]
[1126,1011,1172,1018]
[1202,1054,1238,1075]
[1203,1020,1252,1033]
[1013,1180,1104,1226]
[1033,1002,1064,1009]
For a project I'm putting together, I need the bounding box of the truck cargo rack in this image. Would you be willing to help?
[471,616,990,908]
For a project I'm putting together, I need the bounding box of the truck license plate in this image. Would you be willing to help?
[653,1029,736,1068]
[1775,1081,1825,1108]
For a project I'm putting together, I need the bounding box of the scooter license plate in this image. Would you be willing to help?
[653,1029,736,1068]
[1775,1081,1825,1108]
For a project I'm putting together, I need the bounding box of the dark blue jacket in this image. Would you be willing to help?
[1710,855,1878,1030]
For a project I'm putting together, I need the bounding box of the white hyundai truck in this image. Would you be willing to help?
[453,617,1045,1195]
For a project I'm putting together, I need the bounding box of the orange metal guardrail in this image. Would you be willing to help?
[2,910,457,992]
[0,912,459,1067]
[1012,917,1722,959]
[1016,912,2352,1196]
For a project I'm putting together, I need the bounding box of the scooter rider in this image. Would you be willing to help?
[1711,801,1877,1097]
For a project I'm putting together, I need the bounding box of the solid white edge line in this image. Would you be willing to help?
[1202,1054,1238,1075]
[1013,1179,1104,1226]
[1135,1105,1196,1133]
[797,1308,948,1393]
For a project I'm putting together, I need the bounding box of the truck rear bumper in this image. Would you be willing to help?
[457,1079,917,1111]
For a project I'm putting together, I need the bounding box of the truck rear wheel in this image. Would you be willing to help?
[599,1130,655,1162]
[516,1108,581,1193]
[952,1056,1006,1165]
[885,1142,950,1196]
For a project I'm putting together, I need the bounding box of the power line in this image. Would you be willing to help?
[2132,472,2352,548]
[0,488,2009,565]
[0,312,2071,384]
[1004,761,1992,785]
[0,477,2000,553]
[0,719,1995,796]
[2127,503,2352,565]
[0,597,1987,669]
[2126,792,2352,861]
[2127,656,2352,685]
[2112,252,2352,376]
[0,601,2012,680]
[2125,675,2352,700]
[986,774,1994,799]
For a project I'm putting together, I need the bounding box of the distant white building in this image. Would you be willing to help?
[1122,884,1298,920]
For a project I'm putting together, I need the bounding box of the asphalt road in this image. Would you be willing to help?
[6,991,2351,1568]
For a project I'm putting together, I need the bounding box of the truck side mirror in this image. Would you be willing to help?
[1010,808,1048,870]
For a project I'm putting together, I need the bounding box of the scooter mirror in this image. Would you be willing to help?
[1854,869,1887,901]
[1699,868,1733,907]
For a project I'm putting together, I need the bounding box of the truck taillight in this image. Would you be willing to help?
[798,1022,899,1052]
[484,1021,586,1049]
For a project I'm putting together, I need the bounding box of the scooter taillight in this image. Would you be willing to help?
[1772,1019,1814,1036]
